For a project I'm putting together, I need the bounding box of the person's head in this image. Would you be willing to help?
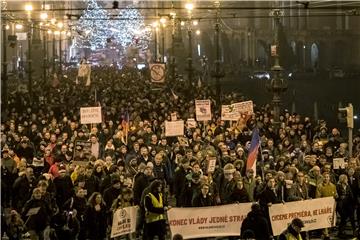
[89,192,103,206]
[85,165,93,177]
[32,188,42,200]
[150,179,163,194]
[75,187,87,198]
[144,166,153,176]
[172,234,183,240]
[236,178,244,189]
[112,177,122,189]
[181,158,190,169]
[291,218,304,234]
[200,183,210,196]
[246,169,254,179]
[140,146,149,156]
[122,188,133,201]
[25,167,34,180]
[339,174,348,185]
[296,171,305,184]
[154,153,163,165]
[192,162,201,173]
[323,172,330,184]
[90,135,98,144]
[267,177,276,189]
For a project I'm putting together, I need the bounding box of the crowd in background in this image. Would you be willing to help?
[1,65,360,240]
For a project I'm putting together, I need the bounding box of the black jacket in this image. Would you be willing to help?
[241,209,272,240]
[133,172,150,205]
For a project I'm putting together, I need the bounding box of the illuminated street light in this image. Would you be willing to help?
[5,25,10,30]
[185,2,194,12]
[54,30,60,35]
[51,18,56,24]
[47,30,52,34]
[180,21,185,26]
[160,17,166,25]
[15,24,23,30]
[57,22,63,29]
[192,20,198,26]
[24,4,33,11]
[195,29,201,35]
[40,12,48,20]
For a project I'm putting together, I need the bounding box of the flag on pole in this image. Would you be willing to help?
[78,61,91,86]
[121,112,129,145]
[246,128,260,175]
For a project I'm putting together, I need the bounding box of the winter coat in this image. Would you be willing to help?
[241,209,272,240]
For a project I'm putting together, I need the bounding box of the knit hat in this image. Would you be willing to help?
[223,163,236,174]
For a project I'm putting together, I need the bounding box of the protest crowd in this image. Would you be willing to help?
[1,65,360,240]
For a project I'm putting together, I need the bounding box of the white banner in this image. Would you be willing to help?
[269,197,336,236]
[167,203,252,239]
[195,100,211,121]
[80,107,102,124]
[111,206,138,238]
[165,120,184,137]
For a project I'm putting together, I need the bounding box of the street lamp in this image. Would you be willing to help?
[266,9,288,126]
[152,21,159,62]
[185,2,194,91]
[25,3,33,102]
[211,1,225,106]
[160,17,167,62]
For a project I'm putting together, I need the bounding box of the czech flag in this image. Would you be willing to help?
[246,128,260,175]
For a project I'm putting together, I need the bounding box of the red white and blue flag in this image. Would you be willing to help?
[246,128,260,175]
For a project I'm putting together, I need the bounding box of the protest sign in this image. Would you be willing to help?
[111,206,138,238]
[165,121,184,137]
[207,157,217,173]
[167,203,252,239]
[269,197,336,236]
[195,100,211,121]
[73,140,92,165]
[80,107,102,124]
[233,100,254,115]
[150,63,166,83]
[333,158,346,169]
[221,101,254,121]
[187,118,197,128]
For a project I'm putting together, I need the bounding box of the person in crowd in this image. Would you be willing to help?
[240,203,272,240]
[103,176,122,211]
[84,192,107,240]
[192,183,215,207]
[21,188,53,240]
[336,174,356,237]
[12,167,36,211]
[173,158,190,207]
[288,171,309,201]
[316,172,338,239]
[144,180,168,240]
[278,218,305,240]
[230,177,250,203]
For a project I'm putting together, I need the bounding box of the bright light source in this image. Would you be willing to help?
[303,45,306,49]
[152,21,158,28]
[195,29,201,35]
[39,22,43,26]
[67,32,71,37]
[5,25,10,30]
[57,22,63,29]
[15,24,23,30]
[197,43,201,56]
[354,115,358,120]
[47,30,52,34]
[51,18,56,24]
[192,20,198,26]
[40,12,48,20]
[185,3,194,11]
[160,18,166,24]
[25,4,33,11]
[54,31,60,35]
[180,21,185,26]
[61,31,66,35]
